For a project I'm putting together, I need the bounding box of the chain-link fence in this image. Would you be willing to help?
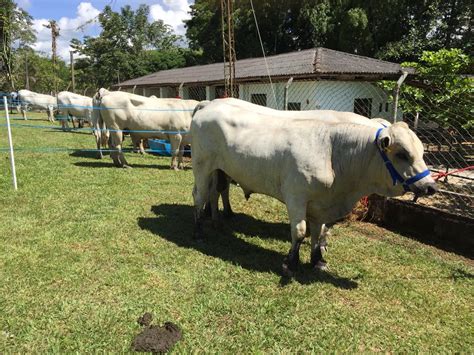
[179,77,473,219]
[3,77,473,219]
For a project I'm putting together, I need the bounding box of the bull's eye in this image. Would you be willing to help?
[396,151,409,161]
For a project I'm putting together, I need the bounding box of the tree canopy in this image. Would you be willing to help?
[70,4,191,90]
[185,0,473,63]
[1,0,37,90]
[1,0,472,95]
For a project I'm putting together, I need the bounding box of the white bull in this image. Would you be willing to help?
[191,98,437,275]
[58,91,109,159]
[17,89,56,122]
[200,98,392,219]
[93,89,198,169]
[57,91,92,129]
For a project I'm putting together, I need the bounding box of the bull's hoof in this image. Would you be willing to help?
[313,260,328,271]
[123,164,132,169]
[193,231,204,242]
[212,219,222,230]
[282,256,299,277]
[223,209,235,219]
[96,153,103,159]
[310,247,324,268]
[171,166,179,171]
[281,262,294,278]
[203,203,212,218]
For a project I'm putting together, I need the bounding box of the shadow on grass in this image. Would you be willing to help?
[138,203,358,289]
[73,161,172,169]
[47,129,92,135]
[69,150,106,159]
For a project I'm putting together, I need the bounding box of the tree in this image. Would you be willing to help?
[185,0,473,63]
[381,49,473,130]
[0,0,36,90]
[71,4,187,89]
[12,47,69,94]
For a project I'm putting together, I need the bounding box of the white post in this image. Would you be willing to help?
[3,97,18,190]
[392,70,408,122]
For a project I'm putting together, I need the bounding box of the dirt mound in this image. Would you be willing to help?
[131,313,182,353]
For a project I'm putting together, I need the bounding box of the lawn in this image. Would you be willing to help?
[0,112,473,352]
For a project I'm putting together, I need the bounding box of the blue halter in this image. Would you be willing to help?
[375,127,431,192]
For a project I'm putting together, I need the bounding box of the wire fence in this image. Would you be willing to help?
[2,76,473,219]
[178,77,473,219]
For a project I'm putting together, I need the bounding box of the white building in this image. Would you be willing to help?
[114,47,414,120]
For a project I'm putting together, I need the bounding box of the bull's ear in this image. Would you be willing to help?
[377,131,391,151]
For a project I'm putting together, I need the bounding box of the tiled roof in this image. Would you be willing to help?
[116,47,412,87]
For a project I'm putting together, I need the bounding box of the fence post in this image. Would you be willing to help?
[3,96,18,190]
[284,77,294,110]
[392,70,408,122]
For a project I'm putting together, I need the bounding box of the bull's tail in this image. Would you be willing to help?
[216,169,229,193]
[192,100,211,118]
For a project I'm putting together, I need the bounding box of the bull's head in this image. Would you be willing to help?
[376,122,437,197]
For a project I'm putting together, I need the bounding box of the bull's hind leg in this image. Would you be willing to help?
[93,127,103,159]
[21,106,27,120]
[169,134,182,170]
[110,130,130,168]
[282,198,308,275]
[310,223,330,270]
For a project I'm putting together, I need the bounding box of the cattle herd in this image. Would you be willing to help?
[10,89,438,276]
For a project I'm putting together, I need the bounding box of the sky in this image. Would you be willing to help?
[16,0,195,62]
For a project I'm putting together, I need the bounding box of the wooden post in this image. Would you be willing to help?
[70,50,75,93]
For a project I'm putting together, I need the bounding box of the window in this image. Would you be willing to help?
[287,102,301,111]
[354,98,372,117]
[385,102,389,112]
[379,103,383,112]
[188,86,206,101]
[215,86,225,98]
[251,94,267,106]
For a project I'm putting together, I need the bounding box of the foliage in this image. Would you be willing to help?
[185,0,473,63]
[71,4,188,90]
[11,48,69,94]
[381,49,473,129]
[0,0,37,90]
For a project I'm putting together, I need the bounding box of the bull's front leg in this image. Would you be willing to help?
[48,106,55,122]
[282,199,307,276]
[310,223,330,271]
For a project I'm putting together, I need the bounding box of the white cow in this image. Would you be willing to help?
[17,89,56,122]
[57,91,92,129]
[93,88,199,169]
[191,98,437,275]
[200,98,392,219]
[58,91,109,158]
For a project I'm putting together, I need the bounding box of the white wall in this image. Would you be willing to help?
[239,80,400,120]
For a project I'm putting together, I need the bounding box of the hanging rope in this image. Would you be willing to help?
[249,0,277,105]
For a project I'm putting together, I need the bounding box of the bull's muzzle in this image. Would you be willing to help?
[412,182,438,197]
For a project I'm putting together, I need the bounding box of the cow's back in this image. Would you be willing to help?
[191,100,335,200]
[100,92,197,135]
[58,91,92,117]
[18,90,56,109]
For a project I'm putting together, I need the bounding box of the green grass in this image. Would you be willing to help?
[0,111,473,352]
